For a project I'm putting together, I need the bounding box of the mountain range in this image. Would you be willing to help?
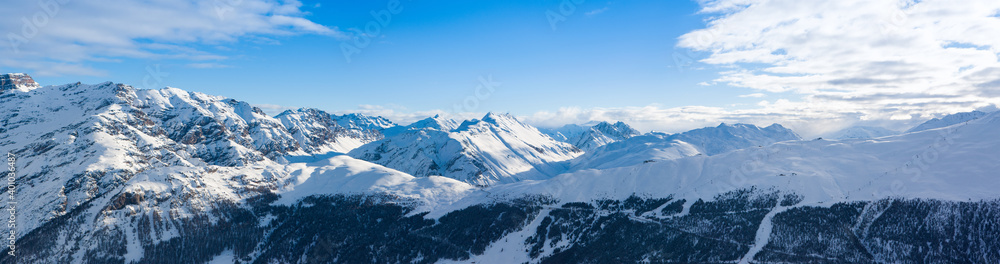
[2,75,998,263]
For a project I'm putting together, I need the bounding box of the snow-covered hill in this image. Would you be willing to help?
[349,113,582,186]
[568,132,702,171]
[830,125,898,139]
[667,123,801,155]
[906,110,989,133]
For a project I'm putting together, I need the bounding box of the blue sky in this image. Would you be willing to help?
[2,0,1000,136]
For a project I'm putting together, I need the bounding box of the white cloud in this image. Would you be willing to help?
[516,102,906,137]
[738,93,765,98]
[585,7,609,16]
[186,62,231,69]
[677,0,1000,125]
[0,0,343,76]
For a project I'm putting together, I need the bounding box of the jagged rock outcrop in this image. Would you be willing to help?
[0,73,40,93]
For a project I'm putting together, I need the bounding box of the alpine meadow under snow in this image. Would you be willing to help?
[1,75,999,263]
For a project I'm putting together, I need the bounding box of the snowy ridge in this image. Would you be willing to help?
[349,112,582,186]
[540,124,589,142]
[906,110,989,133]
[405,114,460,132]
[381,114,460,137]
[0,82,303,239]
[486,110,1000,205]
[667,123,801,155]
[542,121,640,152]
[275,155,475,212]
[331,112,398,131]
[276,108,385,153]
[568,132,702,171]
[829,125,898,139]
[571,121,641,151]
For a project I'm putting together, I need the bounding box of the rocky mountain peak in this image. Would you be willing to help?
[0,73,41,93]
[331,113,397,131]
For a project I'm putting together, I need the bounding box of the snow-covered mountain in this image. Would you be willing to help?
[331,112,398,131]
[503,111,1000,204]
[573,121,641,151]
[406,114,460,131]
[276,108,386,153]
[0,81,306,262]
[4,76,999,264]
[666,123,801,155]
[540,124,589,142]
[0,79,472,263]
[348,113,582,186]
[906,110,989,133]
[566,123,799,171]
[542,121,641,151]
[830,125,898,139]
[381,114,460,137]
[568,132,702,171]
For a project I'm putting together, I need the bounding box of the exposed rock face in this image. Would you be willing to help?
[0,73,41,93]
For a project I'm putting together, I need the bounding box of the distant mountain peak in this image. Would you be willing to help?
[0,73,41,93]
[541,121,641,152]
[907,110,989,133]
[830,126,898,140]
[671,122,800,155]
[331,112,397,131]
[481,112,518,123]
[407,115,459,131]
[349,112,581,185]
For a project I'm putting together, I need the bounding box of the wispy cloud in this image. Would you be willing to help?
[585,7,610,16]
[186,62,231,69]
[517,103,899,137]
[738,93,766,98]
[0,0,343,76]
